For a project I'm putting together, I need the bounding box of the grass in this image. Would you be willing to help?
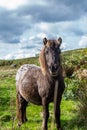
[0,70,81,130]
[0,48,87,130]
[0,76,77,130]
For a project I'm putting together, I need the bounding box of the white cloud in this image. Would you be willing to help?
[27,0,47,6]
[79,35,87,48]
[0,0,28,10]
[28,33,47,41]
[0,0,47,10]
[36,33,47,39]
[2,49,36,60]
[61,42,68,50]
[37,22,50,32]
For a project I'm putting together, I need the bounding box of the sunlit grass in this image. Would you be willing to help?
[0,48,87,130]
[0,75,78,130]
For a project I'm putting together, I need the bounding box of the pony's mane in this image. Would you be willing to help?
[39,47,48,76]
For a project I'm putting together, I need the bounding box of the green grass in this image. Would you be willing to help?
[0,76,77,130]
[0,48,87,130]
[0,72,82,130]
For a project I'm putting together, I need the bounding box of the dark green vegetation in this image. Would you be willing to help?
[0,48,87,130]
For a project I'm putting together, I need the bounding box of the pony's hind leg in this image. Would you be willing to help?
[23,98,28,122]
[16,92,28,126]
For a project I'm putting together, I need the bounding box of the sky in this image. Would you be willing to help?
[0,0,87,59]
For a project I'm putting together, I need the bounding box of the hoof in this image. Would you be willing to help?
[59,128,63,130]
[17,122,22,127]
[17,119,28,127]
[24,118,28,122]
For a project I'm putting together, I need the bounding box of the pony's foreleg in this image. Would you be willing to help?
[55,104,61,130]
[54,97,62,130]
[42,98,49,130]
[16,92,28,126]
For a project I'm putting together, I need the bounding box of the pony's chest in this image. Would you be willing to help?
[38,80,55,100]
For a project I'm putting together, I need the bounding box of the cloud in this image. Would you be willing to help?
[0,0,28,10]
[0,0,87,59]
[0,8,31,43]
[17,3,81,23]
[19,33,46,51]
[79,35,87,48]
[2,48,40,60]
[0,0,87,44]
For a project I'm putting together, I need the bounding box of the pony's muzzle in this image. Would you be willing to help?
[49,64,59,76]
[51,64,58,73]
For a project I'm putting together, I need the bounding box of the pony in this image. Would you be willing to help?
[16,37,65,130]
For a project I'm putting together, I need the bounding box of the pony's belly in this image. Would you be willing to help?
[20,89,42,105]
[29,97,42,105]
[19,81,42,105]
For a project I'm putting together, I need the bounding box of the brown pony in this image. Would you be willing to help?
[16,37,65,130]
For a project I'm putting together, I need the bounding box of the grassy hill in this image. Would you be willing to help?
[0,48,87,130]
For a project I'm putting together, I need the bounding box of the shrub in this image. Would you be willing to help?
[63,77,79,100]
[77,72,87,127]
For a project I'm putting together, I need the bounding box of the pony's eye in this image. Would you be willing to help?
[45,48,49,54]
[45,50,49,54]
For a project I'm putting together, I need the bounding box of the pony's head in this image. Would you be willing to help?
[39,37,62,77]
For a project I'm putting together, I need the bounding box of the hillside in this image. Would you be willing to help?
[0,48,87,130]
[0,48,87,69]
[0,48,87,79]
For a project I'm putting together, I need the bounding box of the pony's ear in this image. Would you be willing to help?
[43,37,47,45]
[57,37,62,46]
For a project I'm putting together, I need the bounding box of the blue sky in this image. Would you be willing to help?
[0,0,87,59]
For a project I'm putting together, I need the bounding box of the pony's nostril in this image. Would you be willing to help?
[50,64,58,73]
[51,65,58,72]
[54,64,58,70]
